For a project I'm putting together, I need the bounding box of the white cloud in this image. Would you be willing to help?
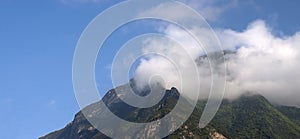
[219,20,300,107]
[133,25,205,99]
[67,0,300,107]
[133,19,300,107]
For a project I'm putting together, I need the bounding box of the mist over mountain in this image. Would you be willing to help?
[41,47,300,138]
[132,20,300,107]
[41,17,300,138]
[2,0,300,138]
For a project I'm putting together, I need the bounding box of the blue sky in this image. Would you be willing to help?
[0,0,300,138]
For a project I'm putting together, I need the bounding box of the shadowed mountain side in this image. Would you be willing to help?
[40,87,197,139]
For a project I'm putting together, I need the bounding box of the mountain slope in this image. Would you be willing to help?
[276,105,300,127]
[41,88,300,139]
[209,94,300,138]
[40,87,206,139]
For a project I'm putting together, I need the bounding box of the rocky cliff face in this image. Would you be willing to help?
[41,85,300,139]
[40,86,206,139]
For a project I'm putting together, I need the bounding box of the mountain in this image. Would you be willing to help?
[40,86,203,139]
[41,85,300,139]
[41,51,300,138]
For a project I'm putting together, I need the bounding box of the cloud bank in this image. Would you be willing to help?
[221,20,300,107]
[132,20,300,107]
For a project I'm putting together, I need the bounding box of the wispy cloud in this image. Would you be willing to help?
[60,0,107,5]
[47,100,56,106]
[2,98,13,104]
[178,0,238,22]
[137,0,238,23]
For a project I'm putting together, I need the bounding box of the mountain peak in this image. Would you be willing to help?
[41,89,300,139]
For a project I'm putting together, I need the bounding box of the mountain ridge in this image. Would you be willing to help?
[40,87,300,139]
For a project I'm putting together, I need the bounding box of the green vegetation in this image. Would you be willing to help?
[276,105,300,127]
[40,91,300,139]
[208,95,300,138]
